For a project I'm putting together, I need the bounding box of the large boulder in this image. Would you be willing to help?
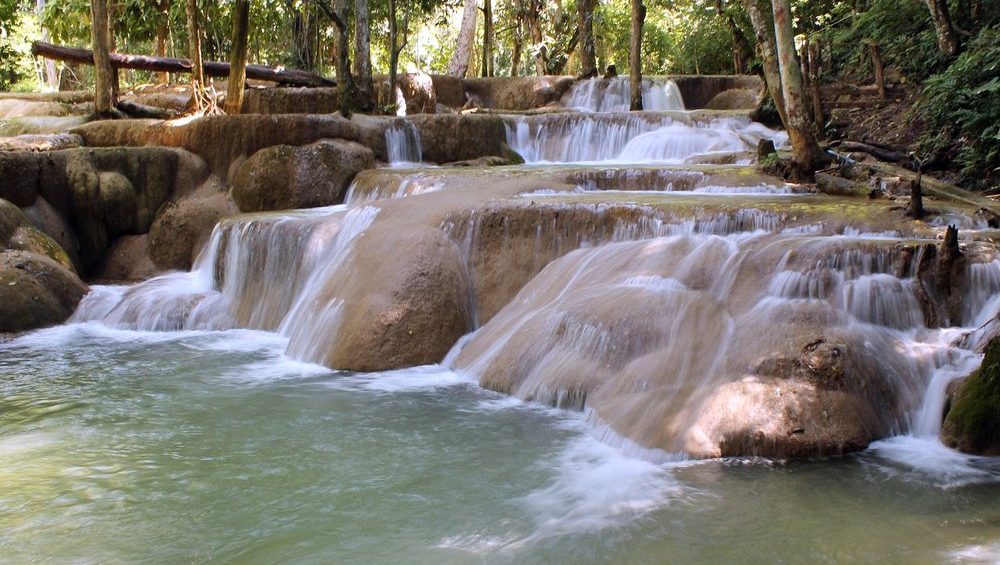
[231,139,374,213]
[0,250,88,333]
[147,192,238,271]
[942,338,1000,455]
[314,225,473,371]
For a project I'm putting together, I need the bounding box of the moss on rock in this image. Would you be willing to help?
[942,338,1000,455]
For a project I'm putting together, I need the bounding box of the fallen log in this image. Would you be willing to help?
[31,41,335,88]
[839,140,912,165]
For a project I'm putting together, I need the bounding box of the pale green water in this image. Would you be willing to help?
[3,324,1000,564]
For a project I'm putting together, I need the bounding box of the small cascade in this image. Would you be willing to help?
[563,77,685,112]
[447,230,999,457]
[344,170,445,205]
[505,113,786,163]
[384,120,422,166]
[73,205,379,364]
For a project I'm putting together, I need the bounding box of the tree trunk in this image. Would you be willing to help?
[527,0,545,75]
[449,0,478,77]
[291,6,317,71]
[771,0,827,177]
[868,41,886,99]
[715,0,752,74]
[224,0,249,114]
[510,0,523,76]
[925,0,960,56]
[629,0,645,110]
[808,41,824,138]
[743,0,787,126]
[155,0,170,84]
[482,0,494,77]
[185,0,207,111]
[89,0,115,114]
[354,0,375,110]
[389,0,399,108]
[577,0,597,78]
[36,0,59,89]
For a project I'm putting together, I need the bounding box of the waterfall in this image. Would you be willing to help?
[505,113,787,163]
[384,120,422,166]
[72,205,379,364]
[563,77,686,113]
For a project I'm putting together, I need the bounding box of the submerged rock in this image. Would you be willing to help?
[942,338,1000,455]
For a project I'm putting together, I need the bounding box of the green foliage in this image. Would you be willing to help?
[821,0,945,82]
[0,0,27,89]
[918,26,1000,178]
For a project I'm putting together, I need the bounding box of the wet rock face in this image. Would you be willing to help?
[148,192,238,271]
[0,147,186,273]
[942,338,1000,455]
[231,139,375,213]
[406,114,507,163]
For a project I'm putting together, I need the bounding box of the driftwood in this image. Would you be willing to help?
[839,140,912,165]
[31,41,335,88]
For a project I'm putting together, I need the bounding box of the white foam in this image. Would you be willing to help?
[867,436,1000,488]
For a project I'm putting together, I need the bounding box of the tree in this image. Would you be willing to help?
[449,0,478,77]
[154,0,170,84]
[185,0,208,112]
[771,0,827,176]
[629,0,645,110]
[526,0,544,75]
[577,0,597,78]
[389,0,409,110]
[482,0,494,77]
[742,0,787,126]
[90,0,115,114]
[924,0,960,56]
[714,0,753,74]
[224,0,249,114]
[355,0,375,110]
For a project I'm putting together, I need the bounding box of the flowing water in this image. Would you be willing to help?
[4,107,1000,563]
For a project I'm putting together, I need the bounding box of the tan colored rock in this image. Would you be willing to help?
[231,139,375,212]
[0,250,88,332]
[319,226,473,371]
[406,114,506,163]
[73,114,365,177]
[705,88,761,110]
[97,234,157,281]
[148,192,238,270]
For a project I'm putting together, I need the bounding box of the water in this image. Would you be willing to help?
[505,114,786,164]
[6,93,1000,562]
[563,77,685,113]
[385,120,423,166]
[3,324,1000,564]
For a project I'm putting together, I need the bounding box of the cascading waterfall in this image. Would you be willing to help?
[563,77,686,113]
[447,231,1000,456]
[505,113,787,163]
[384,120,423,166]
[73,205,379,365]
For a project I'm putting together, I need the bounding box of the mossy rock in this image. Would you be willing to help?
[942,338,1000,455]
[0,250,88,332]
[7,225,75,272]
